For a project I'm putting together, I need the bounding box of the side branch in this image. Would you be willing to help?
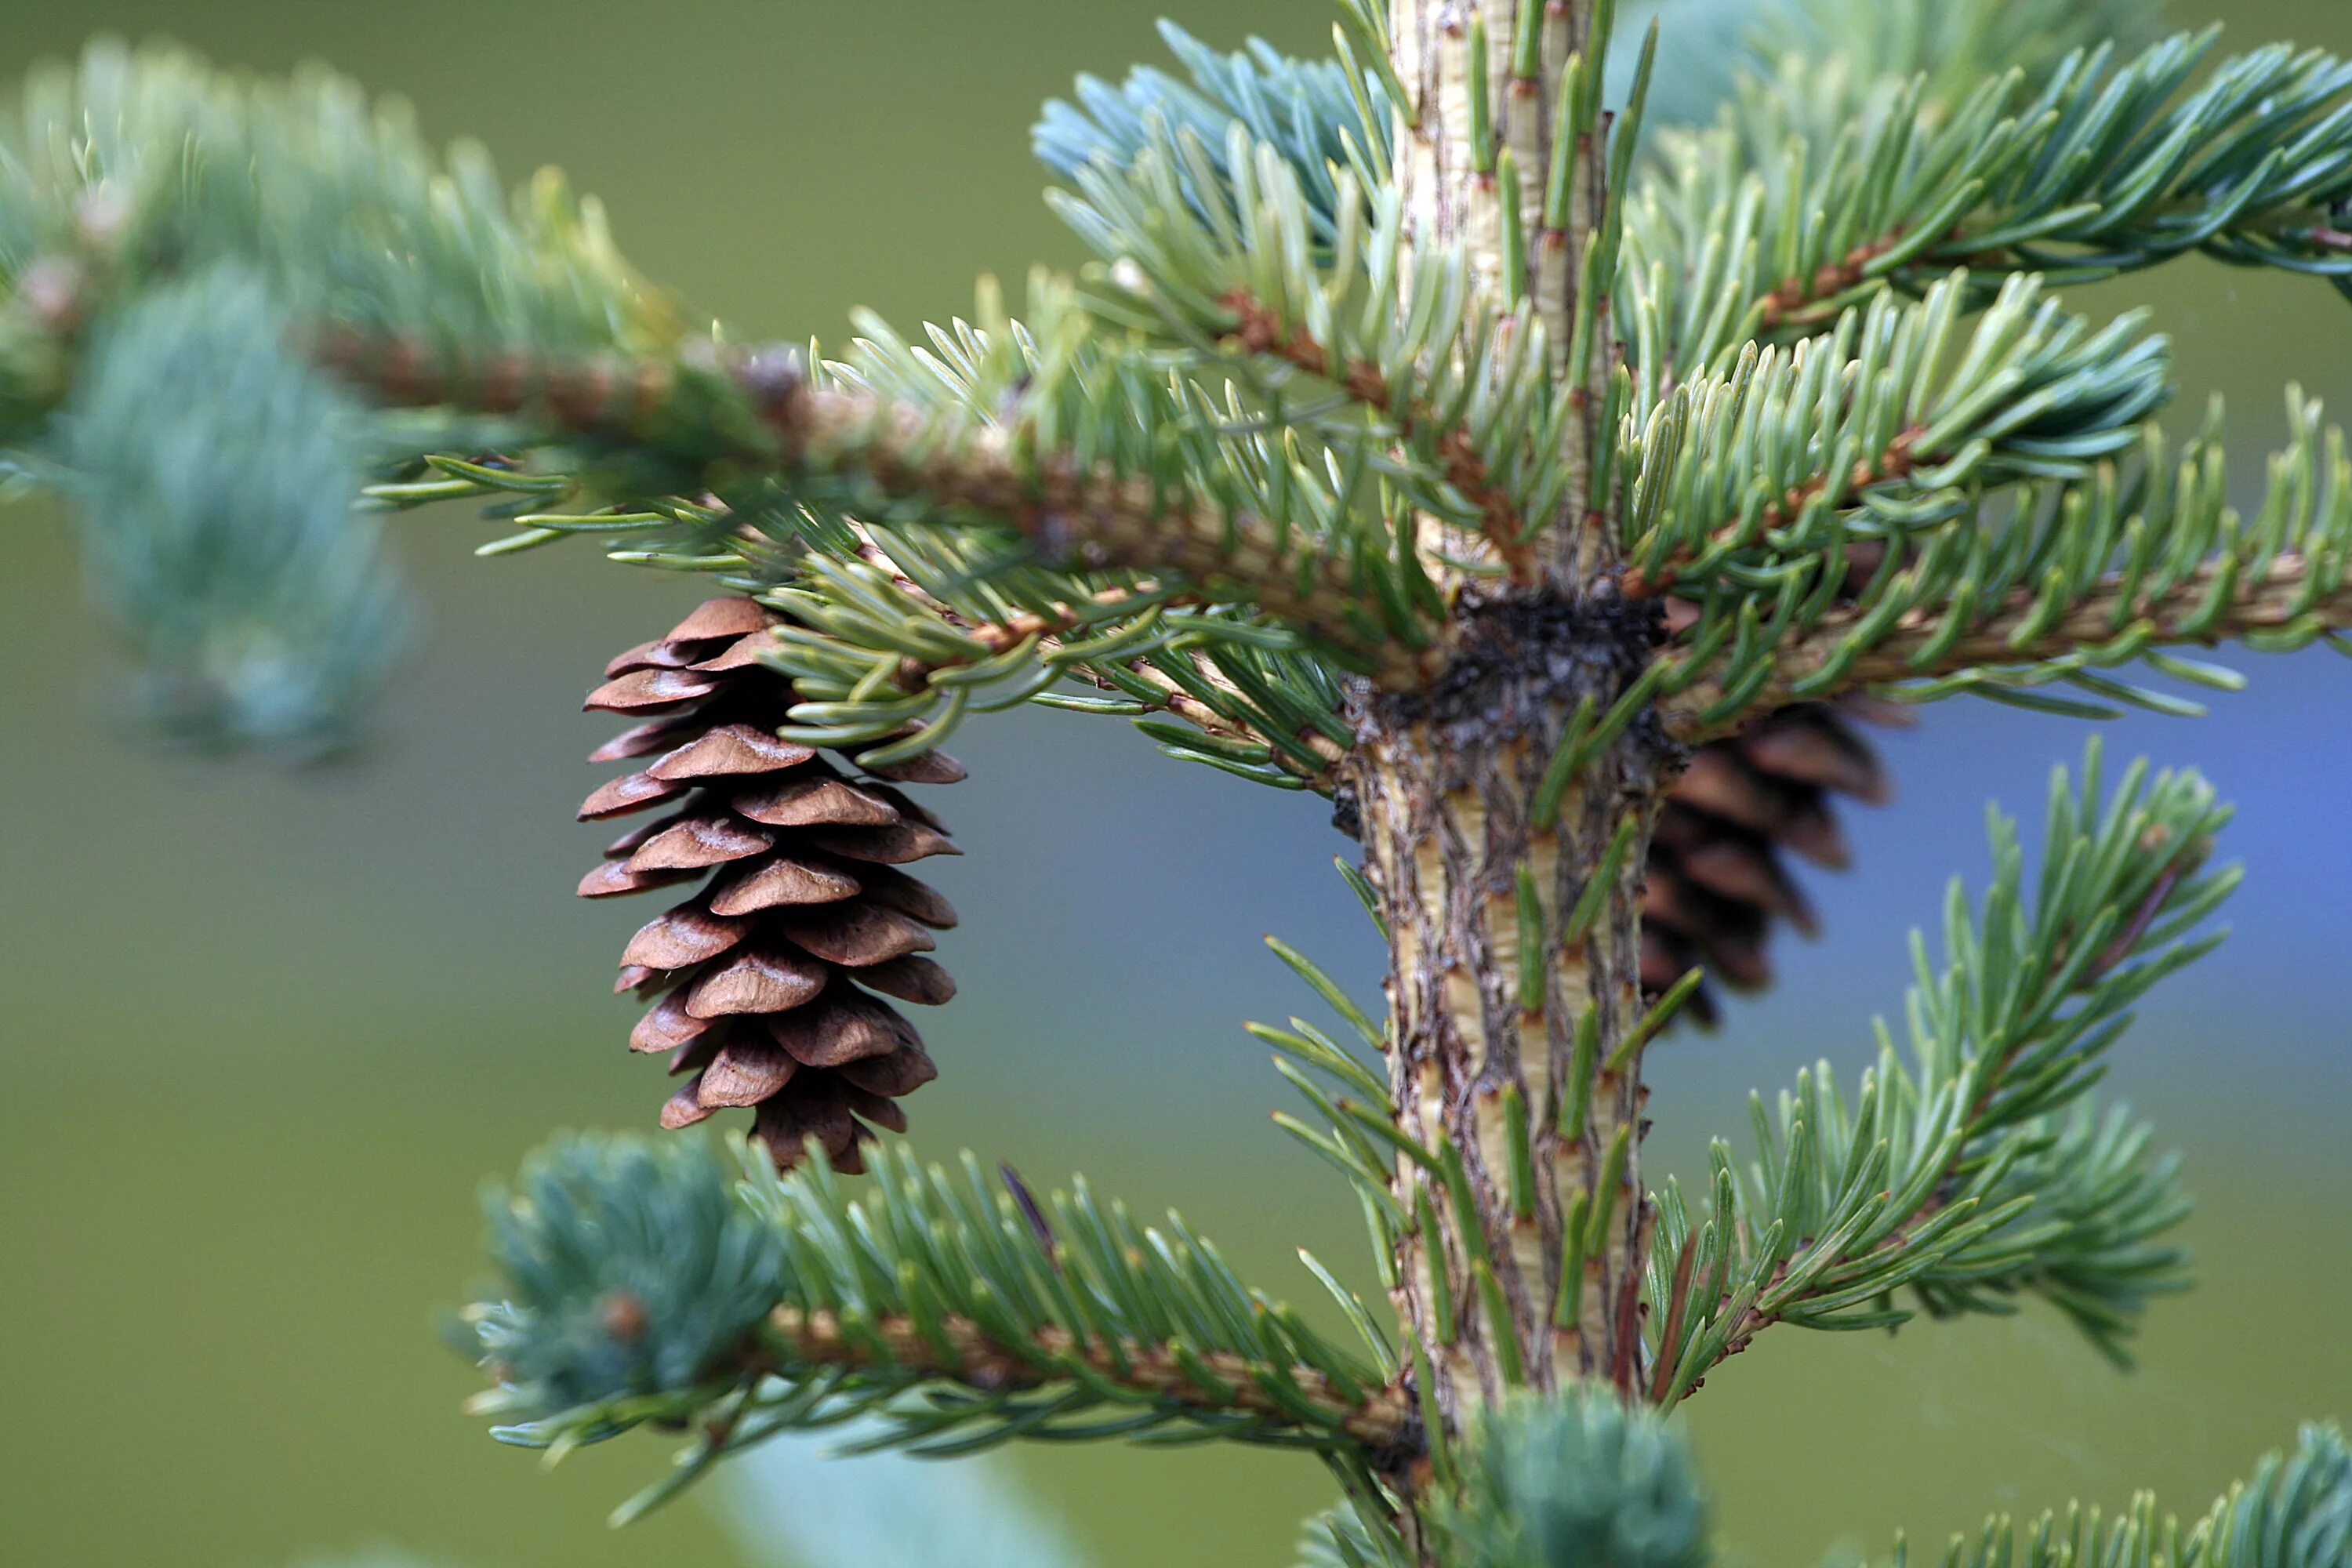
[1225,291,1534,572]
[1657,554,2352,743]
[315,329,1432,684]
[767,1306,1414,1449]
[836,545,1348,787]
[771,379,1401,666]
[1615,274,2167,600]
[464,1133,1409,1477]
[1644,751,2227,1402]
[1622,31,2352,390]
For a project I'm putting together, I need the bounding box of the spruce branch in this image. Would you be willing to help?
[1033,21,1390,245]
[0,43,1446,720]
[1617,272,2170,597]
[460,1131,1411,1522]
[1653,395,2352,743]
[752,274,1463,677]
[1643,744,2231,1403]
[1053,122,1581,575]
[328,327,1424,675]
[358,390,1356,786]
[1662,550,2352,745]
[753,1301,1402,1449]
[1624,25,2352,384]
[1891,1424,2350,1568]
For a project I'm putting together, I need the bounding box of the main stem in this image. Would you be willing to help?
[1357,2,1671,1553]
[1354,607,1666,1411]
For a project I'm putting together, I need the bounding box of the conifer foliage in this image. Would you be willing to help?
[11,0,2352,1563]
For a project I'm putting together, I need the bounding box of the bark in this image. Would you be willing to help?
[1362,5,1666,1559]
[1350,598,1672,1501]
[1388,0,1613,586]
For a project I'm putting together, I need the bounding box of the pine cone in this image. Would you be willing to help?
[1645,549,1904,1023]
[577,597,964,1173]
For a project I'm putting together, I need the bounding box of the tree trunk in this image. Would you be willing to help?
[1359,3,1664,1557]
[1351,606,1670,1519]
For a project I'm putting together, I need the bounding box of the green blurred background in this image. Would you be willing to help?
[1,2,2347,1564]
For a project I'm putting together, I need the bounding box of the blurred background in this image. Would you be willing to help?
[1,1,2347,1564]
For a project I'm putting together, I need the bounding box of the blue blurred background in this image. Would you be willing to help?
[0,2,2345,1564]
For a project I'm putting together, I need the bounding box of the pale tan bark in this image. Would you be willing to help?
[1361,8,1666,1558]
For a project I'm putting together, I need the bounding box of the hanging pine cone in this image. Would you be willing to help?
[576,596,964,1173]
[1644,546,1904,1023]
[1643,699,1900,1023]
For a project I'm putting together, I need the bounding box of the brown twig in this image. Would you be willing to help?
[1657,553,2352,744]
[764,1305,1416,1450]
[1754,227,1915,335]
[1223,291,1540,582]
[314,325,1432,685]
[1623,428,1926,598]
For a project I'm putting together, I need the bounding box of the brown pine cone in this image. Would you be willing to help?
[1643,700,1901,1024]
[577,596,964,1172]
[1645,547,1904,1023]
